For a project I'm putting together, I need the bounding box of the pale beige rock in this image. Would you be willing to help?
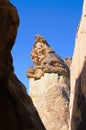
[70,0,86,130]
[29,73,70,130]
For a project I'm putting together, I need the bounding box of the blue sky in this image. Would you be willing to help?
[10,0,83,92]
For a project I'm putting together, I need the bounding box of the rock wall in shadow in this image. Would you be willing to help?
[0,1,46,130]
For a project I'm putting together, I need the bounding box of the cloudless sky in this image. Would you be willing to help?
[10,0,83,92]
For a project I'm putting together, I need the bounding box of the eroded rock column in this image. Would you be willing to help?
[27,35,70,130]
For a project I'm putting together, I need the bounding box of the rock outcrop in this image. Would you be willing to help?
[27,35,70,79]
[0,1,46,130]
[27,35,70,130]
[64,57,72,69]
[70,0,86,130]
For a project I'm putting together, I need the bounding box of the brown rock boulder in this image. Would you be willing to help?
[0,1,46,130]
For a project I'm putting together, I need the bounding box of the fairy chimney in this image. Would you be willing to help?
[27,35,70,130]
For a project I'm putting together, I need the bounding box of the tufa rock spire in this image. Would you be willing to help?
[27,35,70,130]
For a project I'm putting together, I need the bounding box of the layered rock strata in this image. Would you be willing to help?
[70,0,86,130]
[27,35,70,130]
[0,1,46,130]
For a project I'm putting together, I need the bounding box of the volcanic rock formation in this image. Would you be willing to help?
[0,1,46,130]
[27,35,70,130]
[1,0,85,130]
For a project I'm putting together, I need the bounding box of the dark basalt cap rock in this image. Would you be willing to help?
[27,35,70,79]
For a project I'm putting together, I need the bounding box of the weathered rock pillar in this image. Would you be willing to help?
[70,0,86,130]
[27,35,70,130]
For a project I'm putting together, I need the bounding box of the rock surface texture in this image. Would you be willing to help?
[70,0,86,130]
[0,1,46,130]
[27,35,70,130]
[64,57,72,69]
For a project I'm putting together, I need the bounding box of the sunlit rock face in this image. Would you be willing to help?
[27,35,70,130]
[0,1,46,130]
[70,0,86,130]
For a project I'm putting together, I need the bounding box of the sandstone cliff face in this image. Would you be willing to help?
[0,1,46,130]
[27,36,70,130]
[70,0,86,130]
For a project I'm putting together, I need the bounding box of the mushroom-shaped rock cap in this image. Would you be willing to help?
[27,35,70,79]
